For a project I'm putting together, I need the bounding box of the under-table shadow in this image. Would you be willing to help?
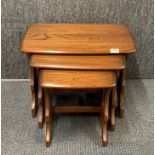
[51,91,102,146]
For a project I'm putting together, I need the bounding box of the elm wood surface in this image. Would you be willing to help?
[101,89,110,146]
[110,87,117,131]
[21,24,136,54]
[45,89,52,147]
[118,69,126,118]
[30,54,126,119]
[37,69,117,127]
[52,106,100,113]
[30,55,126,70]
[40,70,116,89]
[40,69,116,146]
[30,67,38,118]
[38,82,44,128]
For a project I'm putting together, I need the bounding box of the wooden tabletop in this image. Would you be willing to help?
[21,24,136,54]
[40,70,116,89]
[30,55,126,70]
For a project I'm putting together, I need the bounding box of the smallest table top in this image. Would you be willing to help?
[21,24,136,55]
[40,70,116,89]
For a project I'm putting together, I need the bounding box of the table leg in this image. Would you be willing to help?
[46,121,51,147]
[30,67,38,118]
[101,88,110,146]
[38,83,44,128]
[119,69,126,118]
[45,88,52,147]
[102,121,108,147]
[110,87,116,131]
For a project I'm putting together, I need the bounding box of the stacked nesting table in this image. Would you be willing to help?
[20,24,136,147]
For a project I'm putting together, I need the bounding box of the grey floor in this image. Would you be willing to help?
[2,80,154,155]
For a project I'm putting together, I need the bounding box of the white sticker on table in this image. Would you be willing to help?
[110,48,120,53]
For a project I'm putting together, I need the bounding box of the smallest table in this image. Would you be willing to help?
[39,69,116,147]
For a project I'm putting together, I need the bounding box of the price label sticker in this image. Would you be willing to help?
[110,48,120,53]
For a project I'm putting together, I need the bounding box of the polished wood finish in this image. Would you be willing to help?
[40,70,116,89]
[102,90,110,122]
[20,23,133,147]
[30,67,38,117]
[53,106,100,113]
[45,89,52,147]
[41,70,116,147]
[30,55,126,70]
[46,122,51,147]
[102,121,108,147]
[110,87,116,131]
[21,24,136,54]
[118,69,126,118]
[38,82,44,128]
[101,89,110,146]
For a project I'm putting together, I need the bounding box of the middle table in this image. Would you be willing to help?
[29,54,125,128]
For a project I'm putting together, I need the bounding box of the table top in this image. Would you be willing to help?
[40,70,116,89]
[21,24,136,54]
[30,55,125,70]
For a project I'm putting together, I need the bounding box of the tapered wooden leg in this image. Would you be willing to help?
[119,69,126,118]
[45,90,51,123]
[102,89,110,122]
[31,87,36,117]
[101,89,110,146]
[102,121,108,146]
[30,67,38,118]
[46,121,51,147]
[120,86,125,118]
[110,87,116,131]
[38,84,44,128]
[45,88,52,147]
[117,69,126,118]
[110,107,115,131]
[115,71,120,117]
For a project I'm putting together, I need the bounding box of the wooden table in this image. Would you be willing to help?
[21,23,136,117]
[40,69,116,146]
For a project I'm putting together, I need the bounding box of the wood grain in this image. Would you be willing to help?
[45,88,52,147]
[30,67,38,118]
[101,89,110,146]
[110,87,116,131]
[119,69,126,118]
[30,55,126,70]
[21,24,136,54]
[52,106,100,113]
[40,70,116,89]
[38,82,44,128]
